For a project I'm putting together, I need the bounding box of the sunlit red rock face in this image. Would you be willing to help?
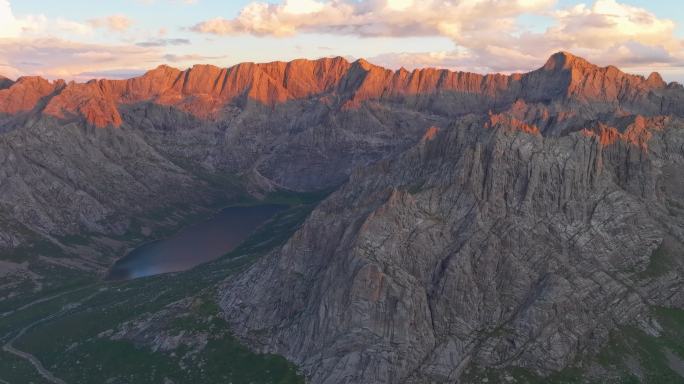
[580,115,669,149]
[529,51,667,102]
[88,57,355,124]
[43,81,123,127]
[485,112,540,135]
[0,52,676,131]
[0,76,63,115]
[421,126,440,141]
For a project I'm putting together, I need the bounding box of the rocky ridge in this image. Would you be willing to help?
[0,52,679,128]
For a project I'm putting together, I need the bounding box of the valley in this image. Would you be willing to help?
[0,192,322,384]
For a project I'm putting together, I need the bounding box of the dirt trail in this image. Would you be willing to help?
[0,285,92,319]
[2,310,67,384]
[1,289,101,384]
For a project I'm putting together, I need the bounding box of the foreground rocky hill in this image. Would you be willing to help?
[1,51,684,383]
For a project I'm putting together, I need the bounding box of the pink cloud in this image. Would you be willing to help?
[0,38,160,80]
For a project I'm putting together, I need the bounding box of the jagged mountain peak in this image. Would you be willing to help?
[538,51,667,89]
[542,51,593,71]
[547,51,666,87]
[352,58,375,71]
[523,51,669,104]
[647,71,665,86]
[144,64,184,77]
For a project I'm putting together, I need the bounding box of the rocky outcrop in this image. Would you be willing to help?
[580,114,670,150]
[43,81,123,127]
[0,76,63,115]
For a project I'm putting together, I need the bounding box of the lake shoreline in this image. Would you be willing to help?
[104,204,288,281]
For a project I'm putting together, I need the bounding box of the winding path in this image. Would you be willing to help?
[1,288,101,384]
[0,285,91,319]
[3,309,68,384]
[3,344,65,384]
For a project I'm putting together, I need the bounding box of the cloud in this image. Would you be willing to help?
[0,0,92,38]
[75,68,147,79]
[191,0,684,75]
[191,0,553,37]
[0,38,161,80]
[535,1,683,65]
[87,14,133,32]
[369,51,474,71]
[2,0,683,83]
[0,1,225,81]
[0,0,21,38]
[136,38,191,47]
[162,53,228,62]
[137,0,199,4]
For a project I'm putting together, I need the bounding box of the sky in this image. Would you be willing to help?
[1,0,683,82]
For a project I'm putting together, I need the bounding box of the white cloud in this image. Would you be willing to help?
[0,1,93,38]
[137,0,199,4]
[0,1,202,80]
[162,53,227,62]
[539,1,682,62]
[282,0,325,15]
[0,38,162,80]
[2,0,683,82]
[192,0,553,38]
[0,0,21,38]
[87,14,133,32]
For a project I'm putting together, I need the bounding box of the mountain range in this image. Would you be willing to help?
[1,51,683,383]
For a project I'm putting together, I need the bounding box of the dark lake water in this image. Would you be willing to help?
[106,204,287,280]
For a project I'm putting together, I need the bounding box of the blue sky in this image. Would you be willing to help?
[9,0,682,29]
[1,0,683,82]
